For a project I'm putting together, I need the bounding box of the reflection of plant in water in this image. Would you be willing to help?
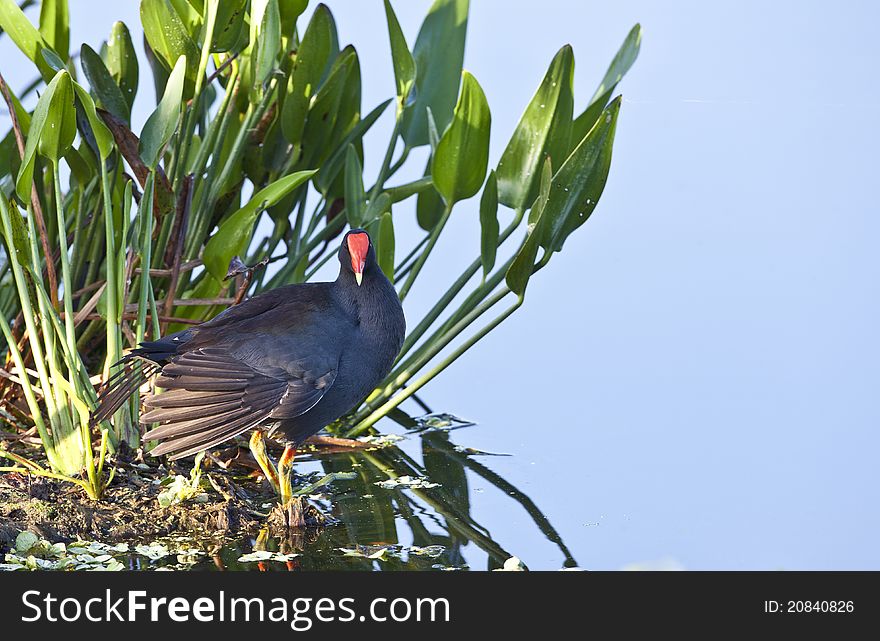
[237,421,579,571]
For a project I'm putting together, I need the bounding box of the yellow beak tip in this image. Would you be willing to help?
[355,272,363,286]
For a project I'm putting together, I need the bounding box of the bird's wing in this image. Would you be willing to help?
[141,347,336,459]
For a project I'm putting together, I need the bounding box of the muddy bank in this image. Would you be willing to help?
[0,444,331,548]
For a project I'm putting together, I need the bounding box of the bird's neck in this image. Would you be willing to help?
[334,268,401,329]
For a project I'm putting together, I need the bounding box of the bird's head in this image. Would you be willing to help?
[338,229,375,286]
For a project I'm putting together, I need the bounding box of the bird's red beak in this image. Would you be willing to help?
[347,232,369,286]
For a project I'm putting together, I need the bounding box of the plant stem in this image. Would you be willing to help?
[397,202,452,302]
[346,292,521,436]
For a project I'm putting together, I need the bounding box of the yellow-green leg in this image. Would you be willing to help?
[249,430,280,495]
[278,445,296,507]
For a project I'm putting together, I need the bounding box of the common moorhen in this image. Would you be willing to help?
[92,229,406,461]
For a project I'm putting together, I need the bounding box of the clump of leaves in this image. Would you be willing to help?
[0,0,639,496]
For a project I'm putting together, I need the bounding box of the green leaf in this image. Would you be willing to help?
[506,158,552,297]
[0,0,54,80]
[540,97,620,253]
[169,0,201,35]
[251,0,281,90]
[383,0,415,108]
[35,70,75,160]
[281,4,338,148]
[363,192,391,228]
[0,192,30,268]
[299,47,356,169]
[203,170,315,280]
[377,211,395,282]
[71,82,113,160]
[38,0,68,59]
[415,156,443,230]
[140,0,200,86]
[479,170,499,279]
[496,45,573,212]
[278,0,308,40]
[212,0,247,52]
[571,24,640,148]
[401,0,469,148]
[104,21,139,111]
[15,71,69,202]
[344,144,365,228]
[431,70,491,206]
[313,98,391,195]
[139,55,186,169]
[81,44,130,123]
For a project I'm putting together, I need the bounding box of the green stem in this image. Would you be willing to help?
[396,207,525,361]
[397,202,452,302]
[52,161,78,376]
[100,163,120,380]
[137,175,156,345]
[354,285,512,424]
[367,116,402,203]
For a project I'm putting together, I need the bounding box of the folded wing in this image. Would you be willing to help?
[141,347,336,459]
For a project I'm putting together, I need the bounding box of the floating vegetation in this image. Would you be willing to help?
[338,545,446,561]
[374,475,441,490]
[237,550,301,563]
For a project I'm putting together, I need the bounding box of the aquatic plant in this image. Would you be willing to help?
[0,0,639,496]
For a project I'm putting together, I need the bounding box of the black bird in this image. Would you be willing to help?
[91,229,406,461]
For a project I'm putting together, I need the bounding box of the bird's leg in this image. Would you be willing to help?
[278,444,297,507]
[249,430,280,495]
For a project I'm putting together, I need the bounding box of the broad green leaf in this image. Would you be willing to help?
[401,0,468,148]
[416,184,444,231]
[140,0,200,85]
[383,0,415,109]
[104,22,139,111]
[540,97,620,253]
[313,98,391,195]
[344,144,365,228]
[251,0,281,90]
[300,47,356,169]
[416,157,443,230]
[497,45,573,212]
[40,47,66,72]
[278,0,308,40]
[203,170,315,280]
[432,71,490,206]
[139,55,186,169]
[143,36,171,104]
[281,4,338,148]
[377,211,395,282]
[15,70,76,199]
[169,0,201,35]
[0,0,54,79]
[71,82,113,160]
[363,192,391,228]
[81,44,130,123]
[212,0,247,51]
[38,0,68,59]
[323,47,362,161]
[571,24,640,149]
[64,145,94,186]
[506,158,552,297]
[479,170,499,279]
[34,71,75,159]
[426,105,440,151]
